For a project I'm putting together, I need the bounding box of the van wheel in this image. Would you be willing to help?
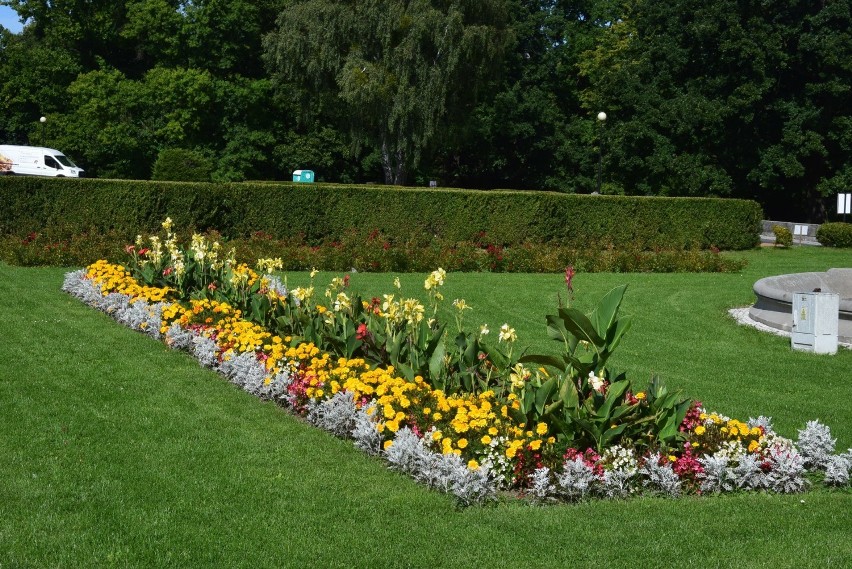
[56,175,65,178]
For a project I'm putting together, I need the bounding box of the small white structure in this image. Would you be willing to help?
[792,292,840,355]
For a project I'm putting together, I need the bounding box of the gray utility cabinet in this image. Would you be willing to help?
[792,292,840,355]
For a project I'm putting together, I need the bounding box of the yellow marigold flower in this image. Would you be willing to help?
[488,427,498,436]
[457,438,468,449]
[385,420,400,433]
[383,440,393,450]
[467,460,479,470]
[481,435,492,445]
[668,455,678,462]
[535,422,548,436]
[748,440,760,453]
[506,447,518,459]
[529,439,542,451]
[432,430,443,441]
[636,391,646,400]
[694,425,706,436]
[432,412,442,421]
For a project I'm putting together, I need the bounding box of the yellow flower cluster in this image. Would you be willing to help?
[86,260,173,303]
[283,347,549,464]
[694,412,765,453]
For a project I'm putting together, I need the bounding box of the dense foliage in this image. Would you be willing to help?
[816,222,852,248]
[1,0,849,221]
[0,177,762,251]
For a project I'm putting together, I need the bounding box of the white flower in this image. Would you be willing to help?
[498,324,517,343]
[588,371,605,392]
[394,277,401,289]
[480,324,490,336]
[310,267,318,279]
[452,299,471,312]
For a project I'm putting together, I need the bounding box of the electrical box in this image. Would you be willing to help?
[292,170,315,183]
[792,292,839,355]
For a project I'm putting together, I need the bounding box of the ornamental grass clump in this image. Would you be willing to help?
[61,219,851,506]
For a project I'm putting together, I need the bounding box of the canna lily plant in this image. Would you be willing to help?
[518,282,692,453]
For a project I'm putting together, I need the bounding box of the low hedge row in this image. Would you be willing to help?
[816,222,852,248]
[0,177,763,250]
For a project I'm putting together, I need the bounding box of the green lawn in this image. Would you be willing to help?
[1,247,850,568]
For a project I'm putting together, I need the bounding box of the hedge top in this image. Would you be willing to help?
[0,177,763,250]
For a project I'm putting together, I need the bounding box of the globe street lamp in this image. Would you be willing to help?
[39,116,46,146]
[596,111,607,194]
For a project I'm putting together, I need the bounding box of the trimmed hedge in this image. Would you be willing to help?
[816,222,852,248]
[0,177,762,250]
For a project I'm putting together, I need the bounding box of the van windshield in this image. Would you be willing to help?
[55,154,77,168]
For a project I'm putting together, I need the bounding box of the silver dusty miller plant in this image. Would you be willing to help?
[308,391,359,438]
[796,420,836,470]
[639,453,682,498]
[556,457,598,501]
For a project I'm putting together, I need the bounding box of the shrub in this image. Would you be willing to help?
[151,148,212,182]
[816,222,852,248]
[772,225,793,247]
[0,176,763,251]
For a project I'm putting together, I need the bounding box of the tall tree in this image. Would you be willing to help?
[263,0,512,185]
[578,0,852,219]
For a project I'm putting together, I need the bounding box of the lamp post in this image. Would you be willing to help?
[596,111,607,194]
[39,116,46,146]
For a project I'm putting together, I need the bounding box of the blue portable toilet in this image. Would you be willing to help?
[293,169,315,183]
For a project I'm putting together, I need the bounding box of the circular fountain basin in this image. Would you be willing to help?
[749,268,852,343]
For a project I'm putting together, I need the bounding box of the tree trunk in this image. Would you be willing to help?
[381,136,408,185]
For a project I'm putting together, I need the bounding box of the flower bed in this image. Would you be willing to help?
[61,221,851,505]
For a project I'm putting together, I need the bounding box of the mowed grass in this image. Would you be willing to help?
[1,247,850,568]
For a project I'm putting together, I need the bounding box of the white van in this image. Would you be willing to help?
[0,145,85,177]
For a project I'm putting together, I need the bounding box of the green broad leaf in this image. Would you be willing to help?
[463,334,478,364]
[545,314,571,343]
[519,353,565,371]
[591,284,628,338]
[559,378,580,409]
[398,362,415,381]
[428,341,447,382]
[601,423,629,446]
[534,377,558,415]
[570,416,599,440]
[595,379,630,420]
[558,308,605,347]
[508,406,528,426]
[345,334,360,358]
[605,315,633,353]
[543,399,564,416]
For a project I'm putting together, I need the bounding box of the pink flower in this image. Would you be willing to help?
[564,265,575,293]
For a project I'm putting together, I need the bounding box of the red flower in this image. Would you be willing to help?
[138,248,150,256]
[163,267,174,276]
[355,323,370,341]
[564,265,575,292]
[124,244,136,254]
[208,282,217,291]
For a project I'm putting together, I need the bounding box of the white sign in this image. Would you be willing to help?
[839,193,851,215]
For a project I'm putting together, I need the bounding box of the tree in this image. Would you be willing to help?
[263,0,512,185]
[578,0,852,219]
